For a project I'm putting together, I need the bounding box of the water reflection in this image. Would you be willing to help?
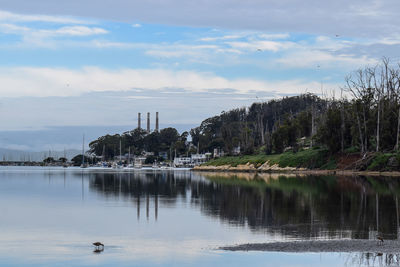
[2,168,400,266]
[82,171,400,240]
[93,247,104,254]
[345,252,400,267]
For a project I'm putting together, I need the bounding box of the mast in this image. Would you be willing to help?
[82,134,85,166]
[119,139,122,161]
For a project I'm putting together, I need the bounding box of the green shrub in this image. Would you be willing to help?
[320,158,337,170]
[367,153,391,171]
[204,148,329,169]
[344,146,359,153]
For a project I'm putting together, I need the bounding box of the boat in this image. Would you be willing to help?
[152,160,160,169]
[111,162,122,169]
[62,148,68,168]
[134,158,142,169]
[80,134,88,168]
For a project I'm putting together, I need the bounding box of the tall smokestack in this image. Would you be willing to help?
[138,113,141,129]
[147,112,150,133]
[156,112,159,132]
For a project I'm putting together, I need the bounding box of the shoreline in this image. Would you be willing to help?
[193,166,400,177]
[220,240,399,253]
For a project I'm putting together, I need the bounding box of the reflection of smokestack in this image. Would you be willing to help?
[137,196,140,220]
[155,193,158,221]
[146,193,149,220]
[138,113,141,129]
[147,112,150,133]
[156,112,159,132]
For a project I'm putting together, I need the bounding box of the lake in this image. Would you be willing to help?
[0,167,398,266]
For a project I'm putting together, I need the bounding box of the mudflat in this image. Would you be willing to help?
[220,240,400,253]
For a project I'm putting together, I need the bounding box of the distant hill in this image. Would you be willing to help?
[0,148,81,162]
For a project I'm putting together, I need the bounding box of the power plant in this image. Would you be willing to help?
[147,112,150,133]
[156,112,159,132]
[137,112,159,132]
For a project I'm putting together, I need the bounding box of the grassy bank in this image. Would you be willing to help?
[204,148,332,169]
[203,149,400,171]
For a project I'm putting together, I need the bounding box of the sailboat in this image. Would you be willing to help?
[152,159,160,169]
[63,148,68,168]
[126,147,134,169]
[113,139,123,169]
[80,134,88,168]
[134,158,142,169]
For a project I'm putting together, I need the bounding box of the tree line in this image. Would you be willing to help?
[89,58,400,159]
[89,127,191,160]
[191,58,400,156]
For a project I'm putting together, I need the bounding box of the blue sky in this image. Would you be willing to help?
[0,1,399,151]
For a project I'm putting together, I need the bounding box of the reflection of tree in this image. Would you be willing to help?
[345,252,400,267]
[201,173,400,239]
[85,171,400,240]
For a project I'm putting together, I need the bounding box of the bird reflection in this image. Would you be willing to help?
[93,247,104,254]
[92,242,104,254]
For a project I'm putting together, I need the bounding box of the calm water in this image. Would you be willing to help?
[0,167,399,266]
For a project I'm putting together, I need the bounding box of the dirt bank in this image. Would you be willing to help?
[193,165,400,177]
[220,240,400,253]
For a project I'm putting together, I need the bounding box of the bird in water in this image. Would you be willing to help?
[376,235,384,245]
[93,242,104,249]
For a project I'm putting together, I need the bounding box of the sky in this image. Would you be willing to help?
[0,0,399,152]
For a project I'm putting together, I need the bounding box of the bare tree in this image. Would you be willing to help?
[344,58,400,153]
[345,69,373,154]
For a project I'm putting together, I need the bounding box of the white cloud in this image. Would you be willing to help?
[145,44,219,58]
[89,40,138,48]
[227,40,294,52]
[199,35,242,42]
[0,10,90,24]
[0,23,108,37]
[45,26,108,36]
[2,0,399,39]
[0,66,339,98]
[275,50,378,69]
[258,33,290,40]
[132,23,142,28]
[0,23,29,34]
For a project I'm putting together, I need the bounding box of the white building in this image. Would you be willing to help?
[173,153,212,167]
[232,145,241,155]
[191,154,207,165]
[173,157,192,167]
[213,148,225,158]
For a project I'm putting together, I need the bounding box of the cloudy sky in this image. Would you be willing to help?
[0,0,399,152]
